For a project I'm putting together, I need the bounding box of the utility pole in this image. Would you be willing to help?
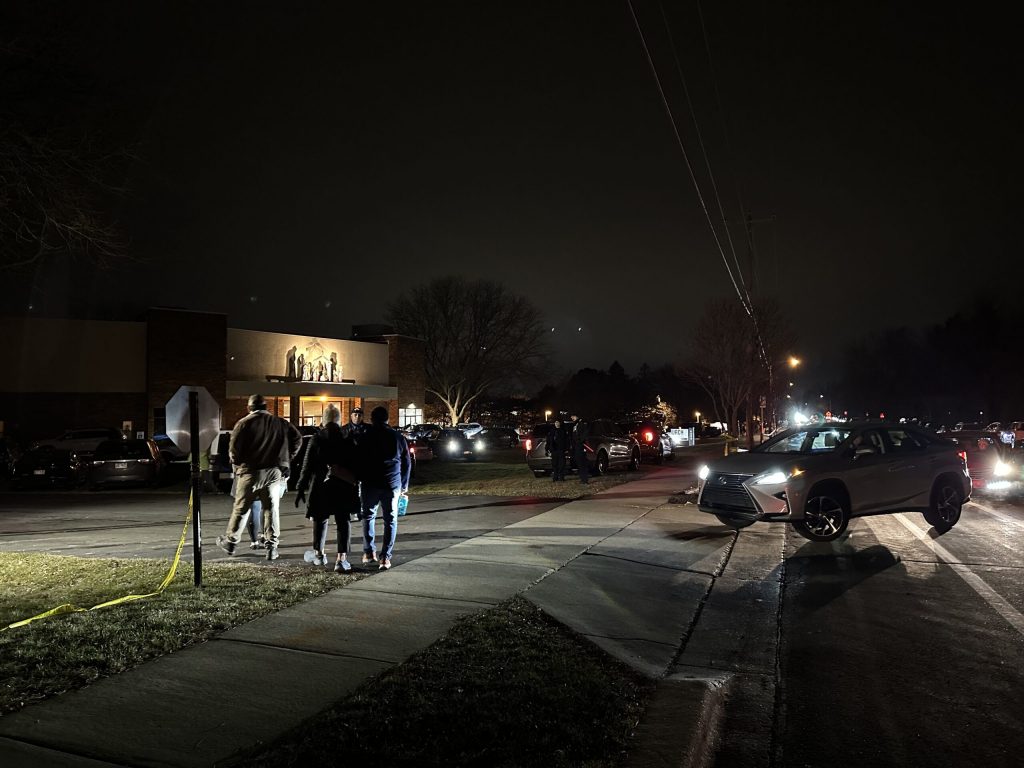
[723,212,775,449]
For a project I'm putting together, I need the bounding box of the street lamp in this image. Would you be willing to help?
[544,409,552,422]
[694,410,701,422]
[788,356,801,368]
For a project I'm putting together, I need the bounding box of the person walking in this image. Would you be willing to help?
[217,394,302,561]
[569,413,590,485]
[294,404,357,572]
[358,406,411,571]
[545,416,568,481]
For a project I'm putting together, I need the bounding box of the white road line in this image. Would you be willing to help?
[968,500,1024,527]
[892,513,1024,637]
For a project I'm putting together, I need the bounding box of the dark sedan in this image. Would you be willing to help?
[476,427,520,449]
[90,439,166,489]
[13,447,85,490]
[432,428,480,461]
[619,422,674,464]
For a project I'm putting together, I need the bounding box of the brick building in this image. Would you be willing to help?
[0,309,425,445]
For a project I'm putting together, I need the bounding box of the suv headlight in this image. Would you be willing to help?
[698,465,710,480]
[994,460,1012,477]
[754,470,788,485]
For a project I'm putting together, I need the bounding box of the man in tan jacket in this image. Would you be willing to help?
[217,394,301,560]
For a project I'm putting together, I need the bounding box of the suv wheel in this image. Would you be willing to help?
[629,449,640,471]
[594,450,609,476]
[793,492,850,542]
[924,479,962,532]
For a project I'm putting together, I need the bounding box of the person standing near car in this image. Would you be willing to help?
[294,404,357,572]
[546,417,568,481]
[358,406,411,571]
[217,394,301,561]
[570,413,590,485]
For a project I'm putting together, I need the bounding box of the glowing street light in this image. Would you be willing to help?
[787,356,801,368]
[694,410,701,421]
[544,409,552,422]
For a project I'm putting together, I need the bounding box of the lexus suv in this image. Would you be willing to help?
[697,422,971,541]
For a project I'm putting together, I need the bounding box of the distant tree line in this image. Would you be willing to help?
[831,301,1024,423]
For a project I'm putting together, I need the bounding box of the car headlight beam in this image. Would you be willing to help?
[754,470,788,485]
[994,460,1012,477]
[698,465,710,480]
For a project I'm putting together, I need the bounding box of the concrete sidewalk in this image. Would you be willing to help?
[0,466,784,768]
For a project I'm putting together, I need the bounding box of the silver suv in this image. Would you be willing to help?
[525,419,640,477]
[697,422,971,541]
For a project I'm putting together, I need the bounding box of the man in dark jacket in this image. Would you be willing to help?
[340,405,366,440]
[217,394,302,560]
[545,417,568,481]
[294,404,358,572]
[358,406,411,571]
[569,414,590,485]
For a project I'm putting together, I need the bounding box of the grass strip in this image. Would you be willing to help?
[411,455,642,499]
[240,596,653,768]
[0,553,357,714]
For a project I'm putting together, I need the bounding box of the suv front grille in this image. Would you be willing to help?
[701,472,757,513]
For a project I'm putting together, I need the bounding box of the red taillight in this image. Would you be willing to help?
[958,450,968,468]
[525,438,532,451]
[644,431,654,443]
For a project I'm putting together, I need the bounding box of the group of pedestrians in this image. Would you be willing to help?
[545,413,590,484]
[217,395,411,572]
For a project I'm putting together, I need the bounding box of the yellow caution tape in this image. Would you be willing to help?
[2,490,195,632]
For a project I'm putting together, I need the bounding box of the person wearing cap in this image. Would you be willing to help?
[340,405,366,440]
[358,406,411,571]
[217,394,302,560]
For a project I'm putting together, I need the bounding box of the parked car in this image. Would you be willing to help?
[476,427,520,449]
[12,446,85,490]
[949,431,1020,491]
[432,428,480,461]
[208,430,234,492]
[998,421,1024,448]
[90,439,166,489]
[525,419,640,478]
[408,436,435,462]
[33,428,124,461]
[407,423,441,439]
[618,421,674,464]
[697,422,971,542]
[152,433,189,464]
[456,422,483,437]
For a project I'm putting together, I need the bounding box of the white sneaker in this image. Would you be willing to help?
[334,558,352,573]
[313,552,328,566]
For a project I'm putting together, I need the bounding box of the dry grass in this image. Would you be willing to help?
[0,553,359,714]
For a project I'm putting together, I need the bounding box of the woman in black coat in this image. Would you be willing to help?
[295,404,360,572]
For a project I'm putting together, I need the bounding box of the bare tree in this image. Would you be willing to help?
[682,297,794,436]
[1,14,132,272]
[388,276,549,425]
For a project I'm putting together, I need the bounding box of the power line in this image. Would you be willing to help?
[625,0,750,314]
[658,0,748,306]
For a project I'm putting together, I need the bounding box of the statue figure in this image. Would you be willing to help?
[286,346,298,379]
[297,354,306,380]
[329,352,338,382]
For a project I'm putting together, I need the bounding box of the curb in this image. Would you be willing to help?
[624,671,732,768]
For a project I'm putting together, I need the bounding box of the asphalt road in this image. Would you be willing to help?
[770,491,1024,768]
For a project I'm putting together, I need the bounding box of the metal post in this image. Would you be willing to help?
[189,390,203,588]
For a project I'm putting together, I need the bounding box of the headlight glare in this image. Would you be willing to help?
[994,460,1011,477]
[755,470,788,485]
[698,465,710,480]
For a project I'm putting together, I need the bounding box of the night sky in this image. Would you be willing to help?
[6,1,1021,383]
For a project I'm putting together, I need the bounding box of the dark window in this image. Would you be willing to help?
[153,408,166,437]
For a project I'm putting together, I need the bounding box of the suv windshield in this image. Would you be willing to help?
[758,427,853,455]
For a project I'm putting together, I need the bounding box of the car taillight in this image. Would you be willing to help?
[958,450,968,468]
[525,439,532,452]
[410,446,416,455]
[644,431,654,443]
